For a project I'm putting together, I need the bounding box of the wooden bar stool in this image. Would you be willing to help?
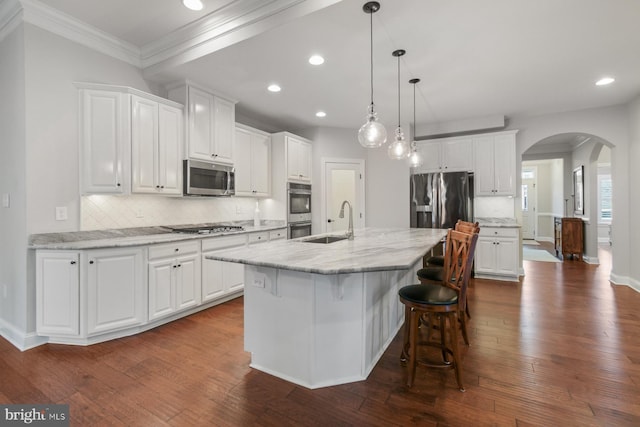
[418,220,479,341]
[399,229,478,391]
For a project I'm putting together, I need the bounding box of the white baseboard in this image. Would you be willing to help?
[0,319,48,351]
[610,273,640,293]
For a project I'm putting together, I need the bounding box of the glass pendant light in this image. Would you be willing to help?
[388,49,410,160]
[358,2,387,148]
[407,78,423,168]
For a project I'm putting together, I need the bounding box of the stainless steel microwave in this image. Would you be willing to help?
[183,159,235,196]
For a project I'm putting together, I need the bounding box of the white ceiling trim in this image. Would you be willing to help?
[141,0,342,76]
[0,0,24,43]
[18,0,141,67]
[1,0,342,77]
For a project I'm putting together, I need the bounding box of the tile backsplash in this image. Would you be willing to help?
[81,195,264,230]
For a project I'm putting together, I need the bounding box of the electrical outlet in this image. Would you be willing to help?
[55,206,68,221]
[135,209,144,218]
[1,193,9,208]
[253,277,265,288]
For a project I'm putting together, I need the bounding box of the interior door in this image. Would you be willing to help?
[521,175,537,240]
[324,160,365,233]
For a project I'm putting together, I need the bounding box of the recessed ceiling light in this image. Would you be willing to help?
[182,0,203,11]
[309,55,325,65]
[267,84,281,93]
[596,77,615,86]
[315,111,326,118]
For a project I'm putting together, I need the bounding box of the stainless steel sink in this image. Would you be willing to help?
[303,235,348,244]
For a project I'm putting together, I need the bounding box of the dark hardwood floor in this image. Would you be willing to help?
[2,246,639,426]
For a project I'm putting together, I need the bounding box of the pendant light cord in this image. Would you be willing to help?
[369,10,374,106]
[397,54,401,127]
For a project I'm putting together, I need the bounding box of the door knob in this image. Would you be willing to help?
[327,219,333,223]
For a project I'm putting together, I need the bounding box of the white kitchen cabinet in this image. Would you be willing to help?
[474,227,519,280]
[36,247,144,339]
[85,247,145,335]
[148,241,201,321]
[413,137,474,173]
[286,135,312,182]
[36,251,80,336]
[79,88,129,194]
[234,123,271,197]
[272,132,312,183]
[201,235,247,302]
[168,83,237,164]
[269,228,287,241]
[131,95,183,195]
[474,131,517,196]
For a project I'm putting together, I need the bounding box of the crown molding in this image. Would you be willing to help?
[0,0,23,42]
[142,0,341,76]
[18,0,141,67]
[1,0,341,74]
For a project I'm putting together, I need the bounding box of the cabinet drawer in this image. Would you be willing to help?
[248,232,269,244]
[149,240,200,260]
[201,234,247,252]
[269,229,286,240]
[479,227,518,238]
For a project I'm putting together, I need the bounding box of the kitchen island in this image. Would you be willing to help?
[205,227,447,389]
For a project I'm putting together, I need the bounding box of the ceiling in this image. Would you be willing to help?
[41,0,640,136]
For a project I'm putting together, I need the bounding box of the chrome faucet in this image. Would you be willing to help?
[338,200,354,240]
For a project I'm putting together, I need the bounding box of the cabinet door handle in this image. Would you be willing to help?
[70,261,76,265]
[89,260,94,264]
[156,185,160,188]
[117,183,121,187]
[175,248,179,252]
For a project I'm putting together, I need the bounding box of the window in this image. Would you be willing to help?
[521,184,529,211]
[598,174,612,222]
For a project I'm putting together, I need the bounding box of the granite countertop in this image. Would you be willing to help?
[204,227,448,275]
[475,217,520,228]
[29,221,286,250]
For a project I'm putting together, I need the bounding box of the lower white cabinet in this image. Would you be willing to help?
[475,227,519,280]
[201,235,248,302]
[35,227,287,345]
[36,251,80,336]
[148,241,201,321]
[36,247,145,339]
[86,248,145,335]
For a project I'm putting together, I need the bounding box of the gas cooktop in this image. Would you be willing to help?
[168,225,245,234]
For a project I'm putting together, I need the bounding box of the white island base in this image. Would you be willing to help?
[243,261,421,389]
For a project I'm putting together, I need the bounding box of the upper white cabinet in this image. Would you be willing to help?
[131,95,183,195]
[79,88,129,194]
[77,83,184,196]
[474,130,518,196]
[168,82,237,164]
[271,132,312,183]
[413,137,474,173]
[234,123,271,197]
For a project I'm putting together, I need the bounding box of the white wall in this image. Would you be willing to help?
[24,24,154,234]
[627,98,640,290]
[0,24,28,344]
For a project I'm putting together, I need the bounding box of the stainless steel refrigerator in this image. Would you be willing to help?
[410,172,474,229]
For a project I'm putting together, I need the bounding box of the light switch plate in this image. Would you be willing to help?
[1,193,9,208]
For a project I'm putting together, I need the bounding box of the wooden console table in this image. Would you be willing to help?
[554,217,584,260]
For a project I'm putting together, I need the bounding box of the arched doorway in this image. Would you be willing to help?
[521,133,614,269]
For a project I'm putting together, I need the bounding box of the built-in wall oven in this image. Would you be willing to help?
[287,182,312,238]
